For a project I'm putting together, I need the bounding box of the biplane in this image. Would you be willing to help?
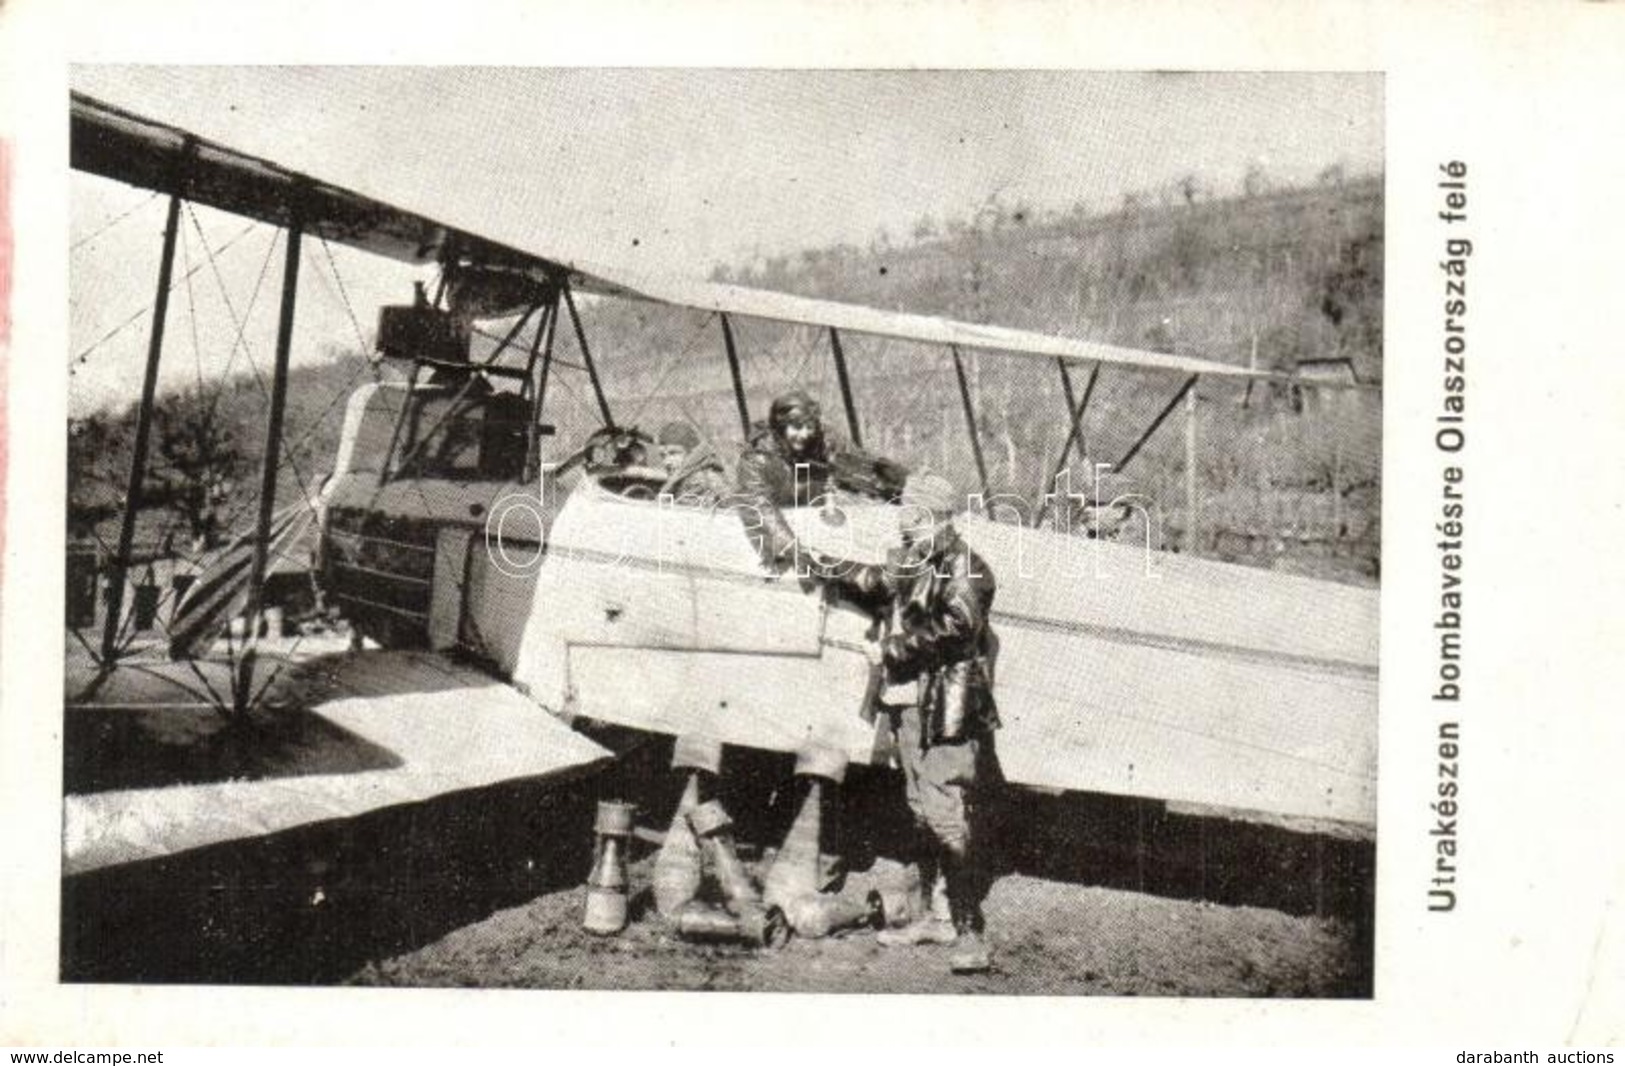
[67,88,1378,857]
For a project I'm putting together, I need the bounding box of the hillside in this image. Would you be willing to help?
[69,176,1382,582]
[571,175,1383,580]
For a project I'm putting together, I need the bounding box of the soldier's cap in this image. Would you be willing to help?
[900,474,961,518]
[657,421,702,449]
[769,389,822,430]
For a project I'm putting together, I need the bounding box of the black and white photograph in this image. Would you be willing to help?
[5,0,1625,1051]
[56,67,1383,996]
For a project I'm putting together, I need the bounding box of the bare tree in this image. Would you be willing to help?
[151,387,244,549]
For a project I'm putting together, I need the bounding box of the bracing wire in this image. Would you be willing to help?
[186,210,320,511]
[70,190,161,253]
[70,219,260,373]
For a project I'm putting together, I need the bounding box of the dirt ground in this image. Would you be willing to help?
[349,850,1367,997]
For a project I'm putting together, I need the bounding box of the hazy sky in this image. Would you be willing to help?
[69,68,1382,412]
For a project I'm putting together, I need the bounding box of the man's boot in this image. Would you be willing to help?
[943,852,991,973]
[947,897,991,973]
[949,927,991,973]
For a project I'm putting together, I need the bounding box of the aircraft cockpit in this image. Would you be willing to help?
[371,288,558,487]
[572,426,670,501]
[387,384,532,484]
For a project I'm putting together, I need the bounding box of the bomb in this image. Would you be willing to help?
[652,735,724,918]
[672,900,790,949]
[762,744,848,909]
[781,889,886,939]
[687,798,760,911]
[582,799,635,935]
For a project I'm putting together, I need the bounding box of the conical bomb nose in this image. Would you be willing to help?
[654,739,720,919]
[763,744,846,908]
[653,775,705,918]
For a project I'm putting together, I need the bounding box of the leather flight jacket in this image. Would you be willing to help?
[733,424,811,567]
[821,525,1000,745]
[657,447,731,507]
[734,423,908,569]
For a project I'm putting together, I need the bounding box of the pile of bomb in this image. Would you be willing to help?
[582,735,907,948]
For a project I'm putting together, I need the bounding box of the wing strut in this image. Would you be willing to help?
[233,194,305,713]
[1033,358,1101,527]
[561,284,614,428]
[719,313,751,439]
[1115,374,1199,476]
[950,346,991,499]
[524,292,561,481]
[102,176,186,664]
[827,327,863,450]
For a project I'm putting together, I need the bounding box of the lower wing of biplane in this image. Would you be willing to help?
[63,649,613,876]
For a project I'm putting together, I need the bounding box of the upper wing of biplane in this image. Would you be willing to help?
[70,91,1326,386]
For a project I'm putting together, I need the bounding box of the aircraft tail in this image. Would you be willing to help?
[168,503,314,660]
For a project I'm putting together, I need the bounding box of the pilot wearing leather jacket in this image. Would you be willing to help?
[735,389,907,570]
[810,472,1001,975]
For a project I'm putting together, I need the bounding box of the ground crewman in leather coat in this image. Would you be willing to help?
[812,473,1002,974]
